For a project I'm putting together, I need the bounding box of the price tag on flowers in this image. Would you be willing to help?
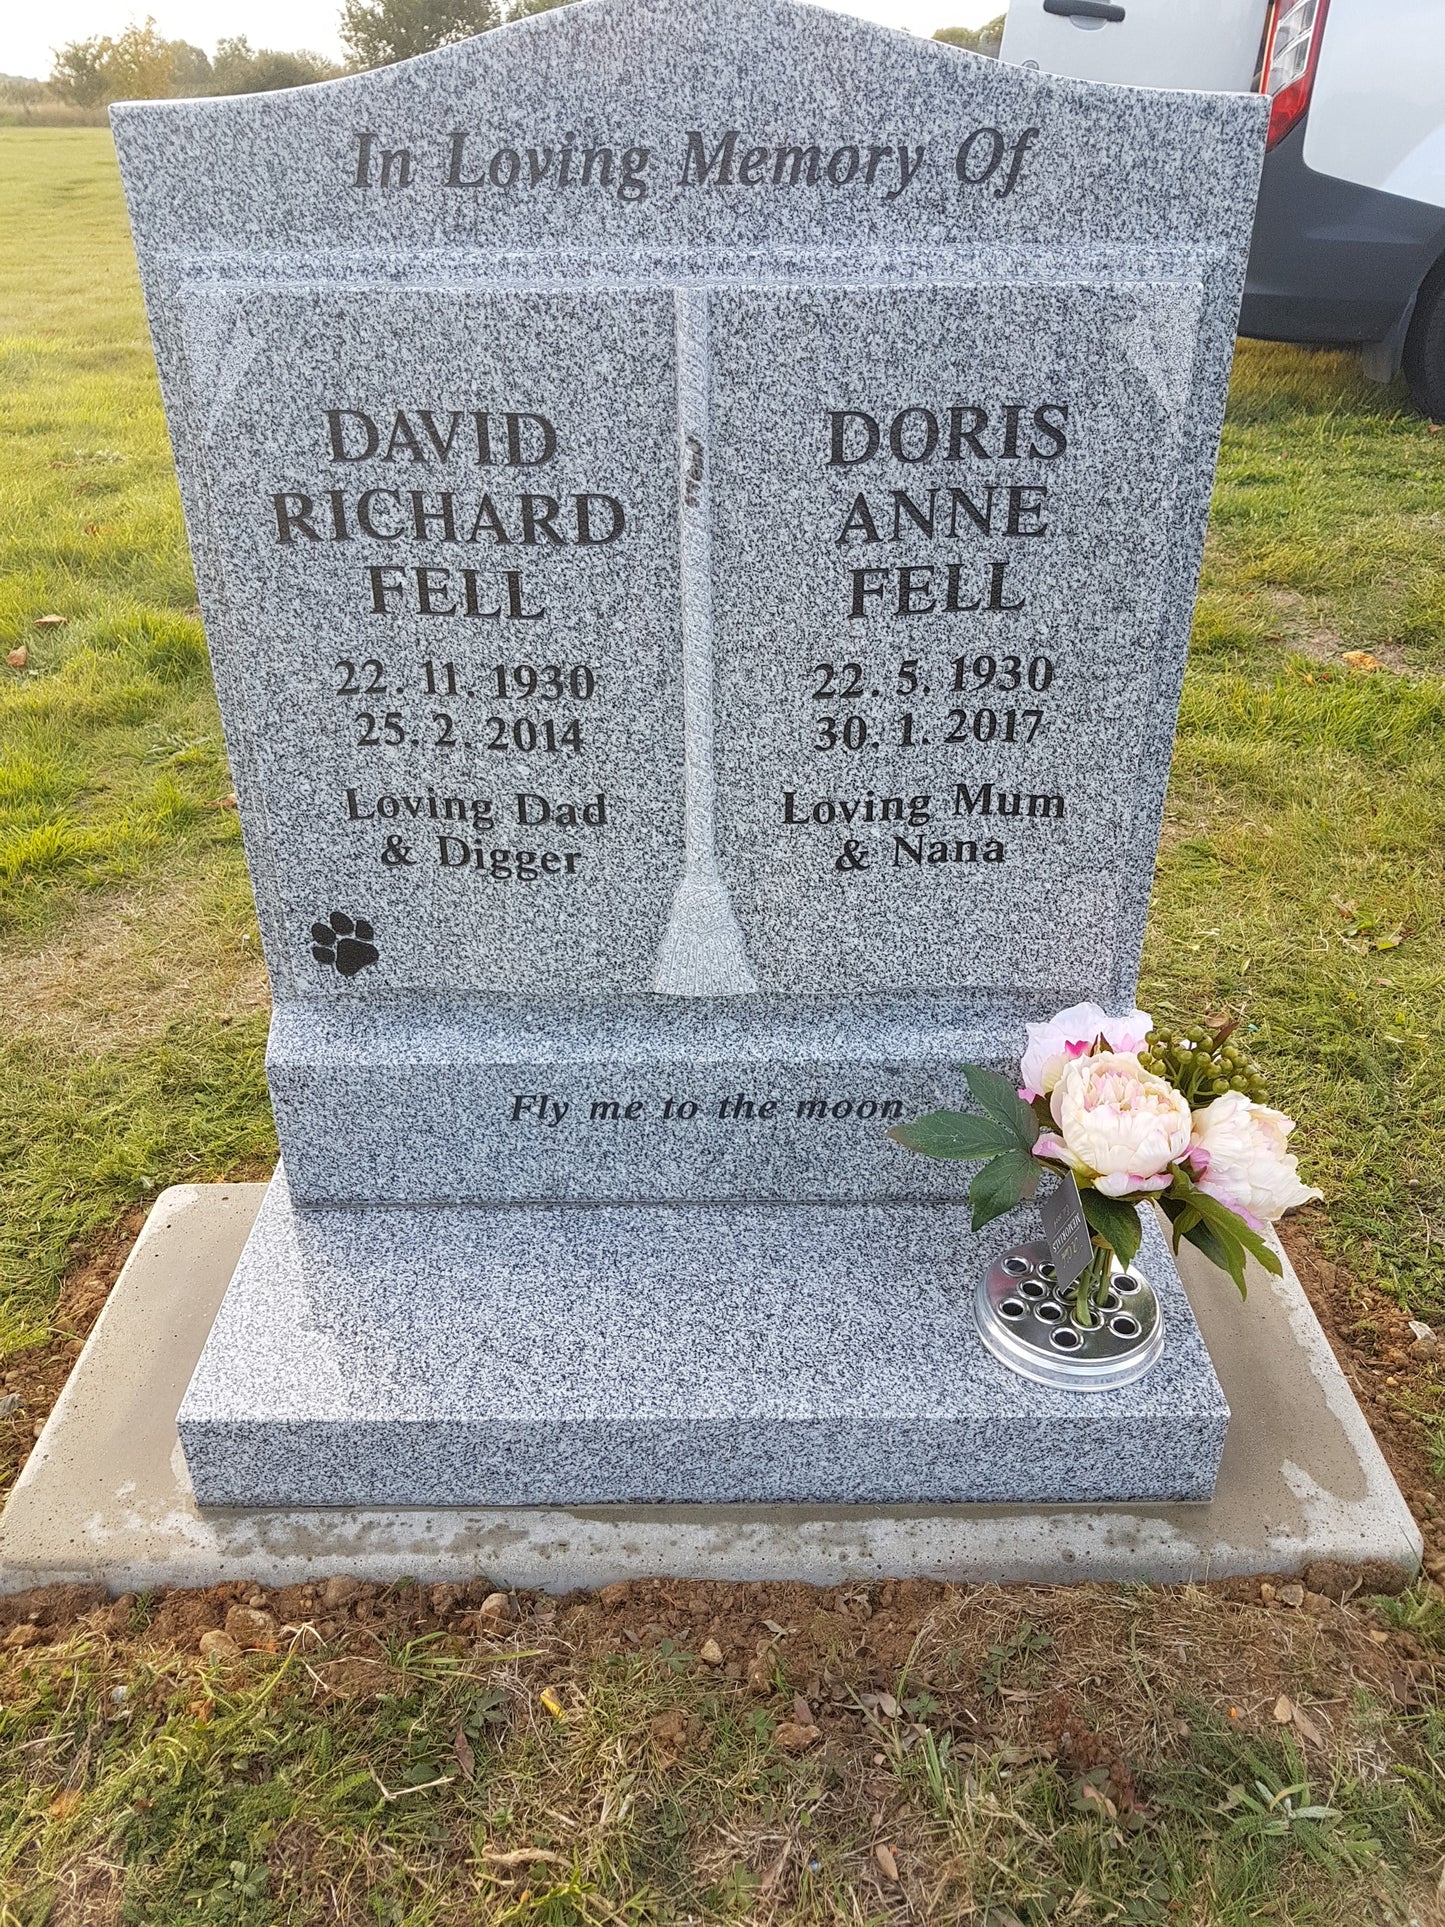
[1039,1170,1095,1295]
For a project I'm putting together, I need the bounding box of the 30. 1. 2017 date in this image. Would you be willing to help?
[814,707,1045,751]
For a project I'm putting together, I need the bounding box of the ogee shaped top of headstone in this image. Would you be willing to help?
[112,0,1266,1012]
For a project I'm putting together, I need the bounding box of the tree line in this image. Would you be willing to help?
[46,2,1000,108]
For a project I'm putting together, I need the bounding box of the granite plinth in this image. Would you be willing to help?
[176,1171,1228,1508]
[269,996,1020,1204]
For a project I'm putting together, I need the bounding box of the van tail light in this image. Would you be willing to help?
[1255,0,1330,149]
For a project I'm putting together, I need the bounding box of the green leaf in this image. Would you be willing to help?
[1184,1185,1284,1278]
[969,1149,1041,1231]
[962,1065,1039,1152]
[1079,1189,1142,1268]
[1159,1197,1199,1249]
[888,1109,1015,1161]
[1162,1199,1247,1298]
[1189,1215,1248,1296]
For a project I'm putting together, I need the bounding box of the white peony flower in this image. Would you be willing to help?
[1188,1093,1322,1227]
[1034,1051,1192,1198]
[1019,1003,1153,1101]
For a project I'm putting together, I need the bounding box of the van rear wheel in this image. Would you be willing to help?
[1403,256,1445,420]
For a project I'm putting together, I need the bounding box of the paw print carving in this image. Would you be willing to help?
[310,910,378,979]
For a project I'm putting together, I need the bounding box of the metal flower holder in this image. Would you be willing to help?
[975,1239,1164,1392]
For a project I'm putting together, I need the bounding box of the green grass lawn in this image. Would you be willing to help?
[0,129,273,1356]
[3,124,1445,1924]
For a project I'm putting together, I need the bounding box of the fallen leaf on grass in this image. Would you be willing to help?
[481,1847,564,1870]
[452,1729,476,1782]
[874,1843,899,1883]
[5,646,27,669]
[1341,650,1382,672]
[1273,1694,1293,1724]
[47,1789,83,1820]
[774,1720,821,1754]
[1072,1769,1119,1821]
[650,1709,688,1766]
[1293,1705,1324,1746]
[538,1686,567,1720]
[759,1842,791,1895]
[33,614,67,628]
[1388,1671,1419,1710]
[993,1742,1052,1764]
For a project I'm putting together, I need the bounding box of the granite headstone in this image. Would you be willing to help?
[112,0,1266,1506]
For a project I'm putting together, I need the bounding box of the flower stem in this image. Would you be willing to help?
[1072,1240,1113,1327]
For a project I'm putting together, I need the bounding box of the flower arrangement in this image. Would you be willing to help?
[890,1003,1320,1327]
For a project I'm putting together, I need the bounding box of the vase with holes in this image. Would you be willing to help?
[975,1233,1163,1391]
[888,1003,1323,1393]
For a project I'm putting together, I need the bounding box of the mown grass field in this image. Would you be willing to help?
[0,128,273,1357]
[3,1572,1445,1925]
[3,127,1445,1924]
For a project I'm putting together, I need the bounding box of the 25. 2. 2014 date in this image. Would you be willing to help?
[354,710,584,753]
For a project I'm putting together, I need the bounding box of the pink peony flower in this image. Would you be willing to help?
[1187,1093,1321,1226]
[1019,1002,1153,1101]
[1037,1050,1192,1198]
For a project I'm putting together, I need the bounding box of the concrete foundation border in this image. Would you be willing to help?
[0,1182,1422,1594]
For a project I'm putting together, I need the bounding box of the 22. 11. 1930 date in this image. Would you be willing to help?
[333,658,597,754]
[334,657,600,700]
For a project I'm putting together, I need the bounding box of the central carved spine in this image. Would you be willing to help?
[651,287,758,997]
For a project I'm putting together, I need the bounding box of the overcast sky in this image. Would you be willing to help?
[3,0,1000,81]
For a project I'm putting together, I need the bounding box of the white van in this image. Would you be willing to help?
[998,1,1445,416]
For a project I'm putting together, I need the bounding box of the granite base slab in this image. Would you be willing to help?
[175,1171,1229,1508]
[0,1185,1419,1595]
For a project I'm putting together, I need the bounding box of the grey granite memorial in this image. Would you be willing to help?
[111,0,1268,1509]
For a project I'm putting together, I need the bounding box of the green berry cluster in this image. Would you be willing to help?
[1138,1022,1270,1109]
